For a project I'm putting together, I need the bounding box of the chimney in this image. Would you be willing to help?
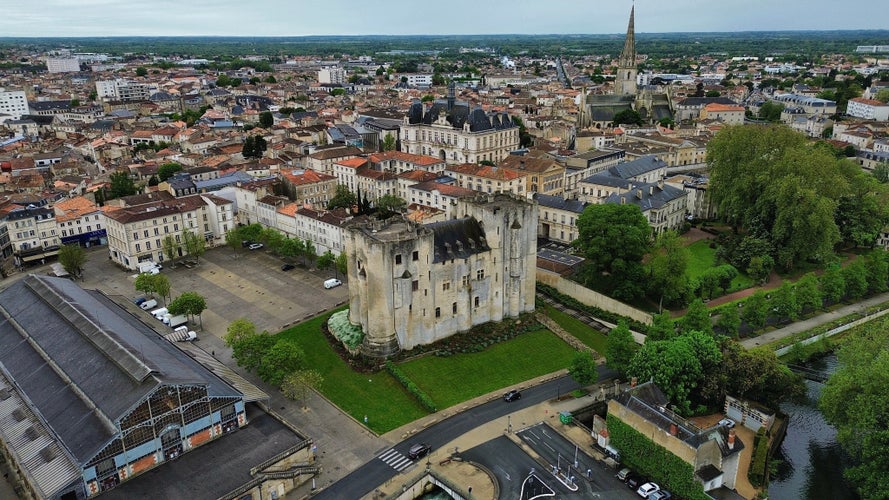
[728,429,736,450]
[649,185,654,196]
[670,424,678,436]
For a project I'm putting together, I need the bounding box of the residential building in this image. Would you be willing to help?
[345,192,537,356]
[564,150,625,196]
[605,180,689,234]
[6,206,60,266]
[846,97,889,121]
[368,151,446,175]
[673,97,739,123]
[403,180,476,220]
[232,179,276,225]
[307,146,363,176]
[700,103,745,125]
[0,274,247,499]
[400,82,519,165]
[499,155,565,197]
[277,205,355,255]
[445,163,528,197]
[533,194,589,244]
[54,196,108,247]
[771,94,837,116]
[280,168,338,209]
[0,89,29,119]
[103,194,234,269]
[665,174,717,220]
[579,155,668,203]
[318,66,345,85]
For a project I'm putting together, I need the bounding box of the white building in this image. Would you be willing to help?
[45,57,81,73]
[0,89,29,119]
[846,97,889,121]
[318,67,346,85]
[95,79,152,102]
[6,207,60,265]
[400,74,433,86]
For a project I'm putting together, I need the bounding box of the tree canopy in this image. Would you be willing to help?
[108,171,137,199]
[58,244,87,278]
[157,162,183,182]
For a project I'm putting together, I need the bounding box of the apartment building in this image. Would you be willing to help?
[0,89,29,119]
[54,196,107,247]
[6,207,60,265]
[847,97,889,121]
[45,57,81,73]
[533,194,589,245]
[445,163,528,197]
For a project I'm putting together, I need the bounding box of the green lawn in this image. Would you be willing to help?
[685,240,753,292]
[276,308,428,434]
[397,328,578,409]
[544,305,608,355]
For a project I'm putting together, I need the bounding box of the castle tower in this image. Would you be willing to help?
[615,5,638,96]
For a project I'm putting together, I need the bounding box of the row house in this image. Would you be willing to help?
[54,196,107,247]
[103,194,233,270]
[605,180,689,234]
[578,156,668,204]
[564,149,625,196]
[275,203,354,255]
[6,206,60,265]
[356,168,399,203]
[333,157,368,194]
[403,180,476,220]
[618,133,708,167]
[367,150,446,175]
[280,168,338,209]
[533,194,590,245]
[445,163,528,197]
[498,155,565,197]
[233,179,276,225]
[307,146,363,176]
[256,195,290,229]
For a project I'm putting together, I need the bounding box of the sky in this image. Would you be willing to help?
[1,0,887,37]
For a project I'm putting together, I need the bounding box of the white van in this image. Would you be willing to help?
[166,314,187,328]
[323,278,343,289]
[139,299,158,310]
[151,307,168,320]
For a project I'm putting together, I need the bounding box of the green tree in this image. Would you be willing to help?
[376,194,407,219]
[863,251,889,294]
[259,111,274,128]
[723,343,805,409]
[746,255,774,284]
[575,204,651,276]
[681,298,713,336]
[316,250,335,273]
[282,369,324,409]
[183,230,206,261]
[157,162,183,182]
[820,266,846,304]
[568,351,599,386]
[612,109,643,126]
[606,320,636,377]
[875,88,889,103]
[647,312,675,342]
[770,281,799,322]
[225,228,242,255]
[168,291,207,328]
[58,244,87,278]
[794,272,823,312]
[873,163,889,184]
[232,332,275,372]
[303,240,317,267]
[327,185,358,210]
[757,101,785,122]
[135,66,148,77]
[225,318,256,346]
[741,291,769,330]
[257,341,306,387]
[335,252,348,278]
[134,272,156,296]
[835,165,889,248]
[820,327,889,499]
[153,274,171,305]
[647,230,689,308]
[715,306,740,338]
[108,171,137,199]
[162,235,180,263]
[381,134,396,151]
[842,259,869,299]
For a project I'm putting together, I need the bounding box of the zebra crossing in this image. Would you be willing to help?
[378,448,413,472]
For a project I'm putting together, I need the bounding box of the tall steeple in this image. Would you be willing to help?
[616,5,638,96]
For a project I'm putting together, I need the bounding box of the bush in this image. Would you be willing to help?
[386,361,437,412]
[748,427,770,487]
[328,310,364,349]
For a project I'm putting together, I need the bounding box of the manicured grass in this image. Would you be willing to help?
[276,307,428,434]
[544,304,608,355]
[396,328,578,409]
[685,240,753,292]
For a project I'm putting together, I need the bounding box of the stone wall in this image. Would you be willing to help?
[537,269,653,325]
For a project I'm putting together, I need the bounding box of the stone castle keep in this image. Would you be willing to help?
[345,193,538,357]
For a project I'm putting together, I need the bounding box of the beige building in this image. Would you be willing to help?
[400,83,520,165]
[103,194,234,269]
[445,163,528,197]
[699,103,745,126]
[280,168,338,209]
[533,194,589,245]
[345,193,538,356]
[7,207,60,265]
[498,155,565,197]
[307,146,363,176]
[579,156,668,204]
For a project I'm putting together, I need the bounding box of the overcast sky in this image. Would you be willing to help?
[1,0,886,37]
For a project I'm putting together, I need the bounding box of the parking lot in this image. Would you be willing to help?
[78,245,349,338]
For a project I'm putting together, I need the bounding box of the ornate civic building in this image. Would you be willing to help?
[345,193,538,356]
[400,82,520,165]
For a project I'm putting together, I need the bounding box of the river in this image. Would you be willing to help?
[768,353,859,500]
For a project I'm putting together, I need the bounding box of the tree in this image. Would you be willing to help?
[646,312,675,342]
[327,185,357,211]
[162,235,180,263]
[153,274,171,305]
[757,101,784,122]
[794,272,823,312]
[225,228,242,255]
[335,252,348,278]
[317,250,335,273]
[723,343,804,410]
[381,134,396,151]
[681,298,713,336]
[157,162,183,182]
[820,327,889,499]
[303,240,317,267]
[259,111,274,128]
[842,259,869,299]
[232,332,276,372]
[864,251,889,294]
[134,272,156,296]
[612,109,642,126]
[257,341,306,387]
[135,66,148,77]
[58,244,86,278]
[282,369,324,409]
[70,98,80,108]
[770,281,799,322]
[568,351,599,386]
[575,204,651,276]
[168,291,206,328]
[376,194,407,219]
[715,306,740,338]
[225,318,257,346]
[647,230,689,308]
[183,230,206,261]
[108,171,137,199]
[835,165,889,248]
[820,266,846,304]
[606,320,636,377]
[741,291,769,330]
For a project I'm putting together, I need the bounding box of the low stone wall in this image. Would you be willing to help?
[537,269,653,326]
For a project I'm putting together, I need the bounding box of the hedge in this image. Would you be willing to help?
[606,415,709,500]
[748,427,769,487]
[385,361,437,413]
[536,283,649,334]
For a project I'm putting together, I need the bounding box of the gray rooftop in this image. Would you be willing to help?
[533,194,589,214]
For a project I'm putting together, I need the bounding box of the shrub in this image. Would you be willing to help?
[386,361,437,412]
[748,427,770,487]
[327,310,364,349]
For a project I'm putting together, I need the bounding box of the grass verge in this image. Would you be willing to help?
[543,304,608,355]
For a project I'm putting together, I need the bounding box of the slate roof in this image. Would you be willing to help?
[0,275,242,467]
[533,194,590,214]
[677,97,738,107]
[605,182,687,211]
[427,217,490,263]
[407,99,515,133]
[608,155,665,179]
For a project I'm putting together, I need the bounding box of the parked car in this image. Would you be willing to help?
[281,264,295,271]
[249,243,264,250]
[151,307,168,320]
[133,296,147,306]
[407,443,431,460]
[139,299,157,310]
[718,418,736,429]
[503,390,522,402]
[637,482,660,498]
[323,278,343,289]
[617,468,633,482]
[648,489,672,500]
[626,474,645,491]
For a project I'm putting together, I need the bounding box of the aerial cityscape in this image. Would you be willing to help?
[0,2,888,500]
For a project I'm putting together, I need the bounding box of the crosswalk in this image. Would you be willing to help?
[378,448,413,472]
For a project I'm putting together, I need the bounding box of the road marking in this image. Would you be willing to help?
[378,448,412,472]
[497,466,511,481]
[522,435,536,445]
[543,443,556,452]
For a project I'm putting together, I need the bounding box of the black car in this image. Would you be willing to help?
[626,474,646,491]
[504,390,522,402]
[281,264,295,271]
[407,443,431,460]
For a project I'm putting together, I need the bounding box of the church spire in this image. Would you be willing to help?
[616,4,638,96]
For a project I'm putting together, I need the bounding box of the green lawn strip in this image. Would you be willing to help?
[543,305,608,355]
[684,239,753,292]
[397,329,577,409]
[276,308,427,434]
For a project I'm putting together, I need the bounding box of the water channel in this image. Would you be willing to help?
[768,353,859,500]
